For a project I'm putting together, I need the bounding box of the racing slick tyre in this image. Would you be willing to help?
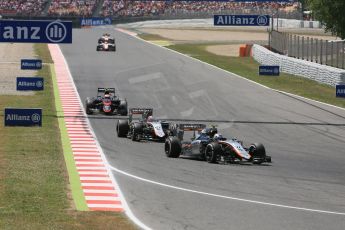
[205,142,221,163]
[118,100,128,116]
[165,137,181,158]
[85,98,93,115]
[96,47,100,51]
[131,123,143,142]
[117,120,129,137]
[248,143,266,164]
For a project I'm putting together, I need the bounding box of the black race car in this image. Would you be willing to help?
[85,88,127,115]
[116,108,171,142]
[165,124,271,164]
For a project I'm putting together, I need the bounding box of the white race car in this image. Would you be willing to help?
[98,33,115,44]
[96,41,116,51]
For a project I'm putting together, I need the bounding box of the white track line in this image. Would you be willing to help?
[108,164,345,216]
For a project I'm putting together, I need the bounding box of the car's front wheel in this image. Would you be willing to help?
[131,123,142,142]
[165,137,181,158]
[85,98,93,115]
[205,142,221,163]
[248,143,266,164]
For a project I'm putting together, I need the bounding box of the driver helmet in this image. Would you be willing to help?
[208,127,218,138]
[147,116,154,122]
[104,91,111,98]
[213,133,223,141]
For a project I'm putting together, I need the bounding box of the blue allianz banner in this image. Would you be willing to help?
[21,59,42,70]
[17,77,44,91]
[135,0,294,1]
[336,85,345,98]
[80,17,112,27]
[4,108,42,126]
[214,15,270,26]
[0,20,72,43]
[234,0,293,1]
[259,65,280,76]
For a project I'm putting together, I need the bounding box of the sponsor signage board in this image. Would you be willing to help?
[214,15,270,26]
[336,85,345,98]
[21,59,42,70]
[0,20,72,43]
[80,17,112,27]
[259,65,280,76]
[134,0,293,1]
[17,77,44,91]
[4,108,42,126]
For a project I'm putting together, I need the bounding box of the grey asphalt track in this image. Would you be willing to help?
[60,27,345,230]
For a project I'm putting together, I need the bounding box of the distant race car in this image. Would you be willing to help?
[85,88,127,115]
[98,33,115,44]
[97,41,116,51]
[116,108,171,142]
[165,124,272,164]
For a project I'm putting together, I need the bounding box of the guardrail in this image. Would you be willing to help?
[252,44,345,87]
[271,30,345,70]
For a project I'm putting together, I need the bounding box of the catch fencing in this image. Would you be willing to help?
[271,30,345,69]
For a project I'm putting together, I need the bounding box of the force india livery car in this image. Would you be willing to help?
[85,88,128,115]
[165,124,272,164]
[116,108,171,142]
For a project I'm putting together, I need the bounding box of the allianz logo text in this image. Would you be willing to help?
[21,61,42,68]
[6,113,40,122]
[1,21,67,42]
[214,15,269,26]
[17,80,43,87]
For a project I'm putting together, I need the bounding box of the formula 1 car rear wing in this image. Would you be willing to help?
[171,123,206,140]
[128,108,153,122]
[129,108,153,115]
[98,88,115,93]
[178,124,206,131]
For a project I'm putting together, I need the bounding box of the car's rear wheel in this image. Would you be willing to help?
[116,120,129,137]
[118,100,128,116]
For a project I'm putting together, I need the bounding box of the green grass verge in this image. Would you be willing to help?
[0,44,137,229]
[139,33,172,41]
[163,42,345,109]
[50,64,88,211]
